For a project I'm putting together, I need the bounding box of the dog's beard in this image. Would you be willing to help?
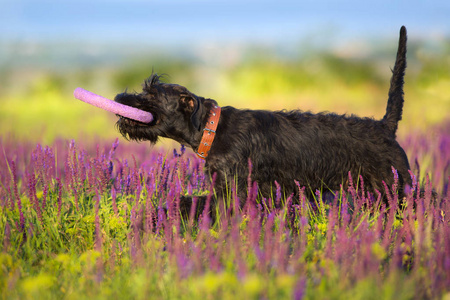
[115,116,160,144]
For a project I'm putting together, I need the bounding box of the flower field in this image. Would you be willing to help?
[0,120,449,299]
[1,42,450,299]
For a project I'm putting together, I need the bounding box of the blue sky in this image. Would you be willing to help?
[2,0,449,47]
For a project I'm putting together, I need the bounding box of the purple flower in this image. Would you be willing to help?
[275,180,281,208]
[293,278,306,300]
[42,183,48,211]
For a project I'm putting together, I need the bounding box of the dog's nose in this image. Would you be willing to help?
[114,92,133,105]
[114,93,126,102]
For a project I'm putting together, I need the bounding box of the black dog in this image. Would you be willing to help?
[115,26,411,207]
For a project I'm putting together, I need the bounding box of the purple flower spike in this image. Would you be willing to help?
[74,88,153,123]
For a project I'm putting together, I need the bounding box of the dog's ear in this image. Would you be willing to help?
[180,94,204,131]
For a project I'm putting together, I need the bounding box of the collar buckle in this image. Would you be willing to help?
[203,128,216,134]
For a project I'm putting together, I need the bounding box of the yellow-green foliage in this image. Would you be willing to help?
[0,78,117,144]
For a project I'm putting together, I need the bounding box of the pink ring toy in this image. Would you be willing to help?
[74,88,153,123]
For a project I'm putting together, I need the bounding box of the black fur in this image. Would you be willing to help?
[115,26,411,206]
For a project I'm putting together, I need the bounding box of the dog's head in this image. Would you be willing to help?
[115,74,215,147]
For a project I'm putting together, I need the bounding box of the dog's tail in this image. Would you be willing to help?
[382,26,407,136]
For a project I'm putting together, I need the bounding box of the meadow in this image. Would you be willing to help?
[0,45,449,299]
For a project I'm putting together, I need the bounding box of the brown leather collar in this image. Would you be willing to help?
[196,105,221,159]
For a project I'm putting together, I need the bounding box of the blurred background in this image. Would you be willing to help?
[1,0,449,145]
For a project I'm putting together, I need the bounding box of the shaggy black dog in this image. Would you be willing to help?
[115,26,411,207]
